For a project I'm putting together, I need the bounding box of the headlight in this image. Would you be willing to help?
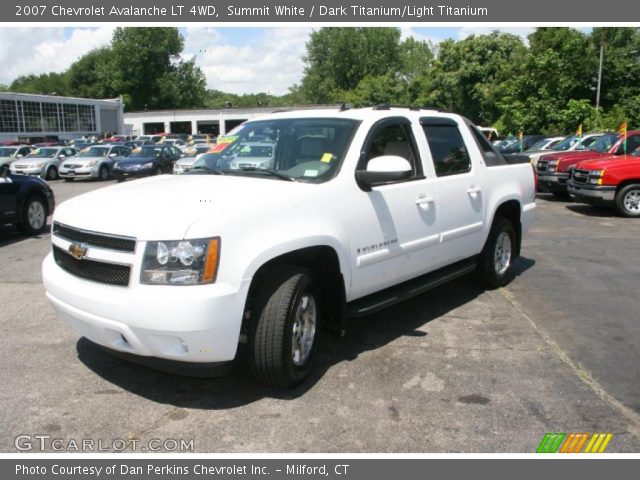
[86,160,97,167]
[34,162,45,168]
[141,162,154,169]
[173,164,182,173]
[141,238,220,285]
[113,162,119,169]
[548,160,559,171]
[589,170,605,185]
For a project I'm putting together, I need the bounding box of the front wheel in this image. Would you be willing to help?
[44,165,57,181]
[18,196,47,235]
[98,164,109,181]
[249,268,321,389]
[477,217,517,289]
[615,184,640,217]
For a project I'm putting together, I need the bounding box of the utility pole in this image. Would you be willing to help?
[596,32,604,111]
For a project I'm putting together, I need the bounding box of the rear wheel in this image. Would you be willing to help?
[477,217,517,288]
[249,268,321,389]
[615,184,640,217]
[18,196,47,235]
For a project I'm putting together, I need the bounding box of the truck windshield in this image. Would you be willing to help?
[588,134,619,153]
[551,135,580,151]
[188,118,360,183]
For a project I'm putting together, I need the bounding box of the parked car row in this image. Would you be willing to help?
[532,130,640,216]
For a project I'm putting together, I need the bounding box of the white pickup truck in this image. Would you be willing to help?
[42,107,536,388]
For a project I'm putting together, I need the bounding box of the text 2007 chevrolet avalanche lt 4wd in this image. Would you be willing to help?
[42,107,536,388]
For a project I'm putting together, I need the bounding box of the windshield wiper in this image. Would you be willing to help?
[189,165,224,175]
[236,167,296,181]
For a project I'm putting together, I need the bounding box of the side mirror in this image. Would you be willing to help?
[16,154,23,158]
[109,153,117,157]
[356,155,413,191]
[59,155,66,159]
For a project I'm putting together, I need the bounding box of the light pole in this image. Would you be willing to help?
[596,33,604,112]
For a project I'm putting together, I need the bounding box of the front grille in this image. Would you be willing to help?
[53,222,136,253]
[572,169,590,185]
[53,245,130,286]
[13,164,27,169]
[64,164,82,169]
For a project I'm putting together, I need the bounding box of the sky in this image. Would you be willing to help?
[0,26,561,96]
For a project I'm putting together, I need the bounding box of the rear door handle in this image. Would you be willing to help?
[416,195,435,210]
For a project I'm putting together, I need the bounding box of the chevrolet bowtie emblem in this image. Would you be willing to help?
[68,243,88,260]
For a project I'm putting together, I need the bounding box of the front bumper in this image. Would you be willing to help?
[567,181,616,206]
[538,173,569,193]
[42,252,249,366]
[10,167,44,177]
[112,167,154,179]
[59,166,99,179]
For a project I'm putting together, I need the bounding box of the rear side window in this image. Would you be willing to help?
[421,123,471,177]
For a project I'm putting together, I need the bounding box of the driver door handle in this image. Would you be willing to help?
[466,186,482,197]
[416,195,435,210]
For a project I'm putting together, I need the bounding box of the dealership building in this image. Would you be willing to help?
[123,105,337,138]
[0,92,124,142]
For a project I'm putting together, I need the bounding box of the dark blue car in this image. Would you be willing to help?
[112,145,181,182]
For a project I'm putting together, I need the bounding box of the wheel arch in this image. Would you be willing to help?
[489,199,522,256]
[243,245,348,339]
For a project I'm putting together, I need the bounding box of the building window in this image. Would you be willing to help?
[62,103,79,132]
[0,99,19,133]
[42,102,60,132]
[23,101,43,132]
[78,105,96,131]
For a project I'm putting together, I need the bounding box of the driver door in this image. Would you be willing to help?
[348,117,439,300]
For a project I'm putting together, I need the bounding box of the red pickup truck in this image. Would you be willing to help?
[537,131,640,196]
[567,148,640,216]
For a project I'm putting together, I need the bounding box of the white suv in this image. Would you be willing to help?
[43,107,536,388]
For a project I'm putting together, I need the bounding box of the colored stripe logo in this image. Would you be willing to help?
[537,433,613,453]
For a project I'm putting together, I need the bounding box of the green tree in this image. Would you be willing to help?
[10,72,70,96]
[300,28,403,103]
[110,27,200,111]
[420,32,527,125]
[67,47,117,99]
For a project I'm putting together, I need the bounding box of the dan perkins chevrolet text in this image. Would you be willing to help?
[42,107,535,388]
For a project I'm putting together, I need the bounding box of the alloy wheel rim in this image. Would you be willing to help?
[494,231,512,276]
[291,293,317,366]
[623,190,640,213]
[28,201,45,230]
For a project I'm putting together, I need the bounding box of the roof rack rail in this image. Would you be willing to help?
[372,104,390,110]
[371,104,446,112]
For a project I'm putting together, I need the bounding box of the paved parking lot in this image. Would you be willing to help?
[1,180,639,452]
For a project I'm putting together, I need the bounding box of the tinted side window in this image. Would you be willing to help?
[364,123,421,178]
[422,125,471,177]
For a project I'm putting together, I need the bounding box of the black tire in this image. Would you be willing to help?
[615,184,640,217]
[45,165,57,180]
[98,164,109,181]
[477,217,517,289]
[551,191,568,199]
[64,178,74,182]
[249,268,322,389]
[116,178,125,183]
[18,195,47,235]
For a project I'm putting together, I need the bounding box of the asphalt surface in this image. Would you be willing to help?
[1,180,639,453]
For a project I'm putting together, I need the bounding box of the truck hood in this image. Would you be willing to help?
[542,151,610,172]
[53,174,311,240]
[577,155,640,171]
